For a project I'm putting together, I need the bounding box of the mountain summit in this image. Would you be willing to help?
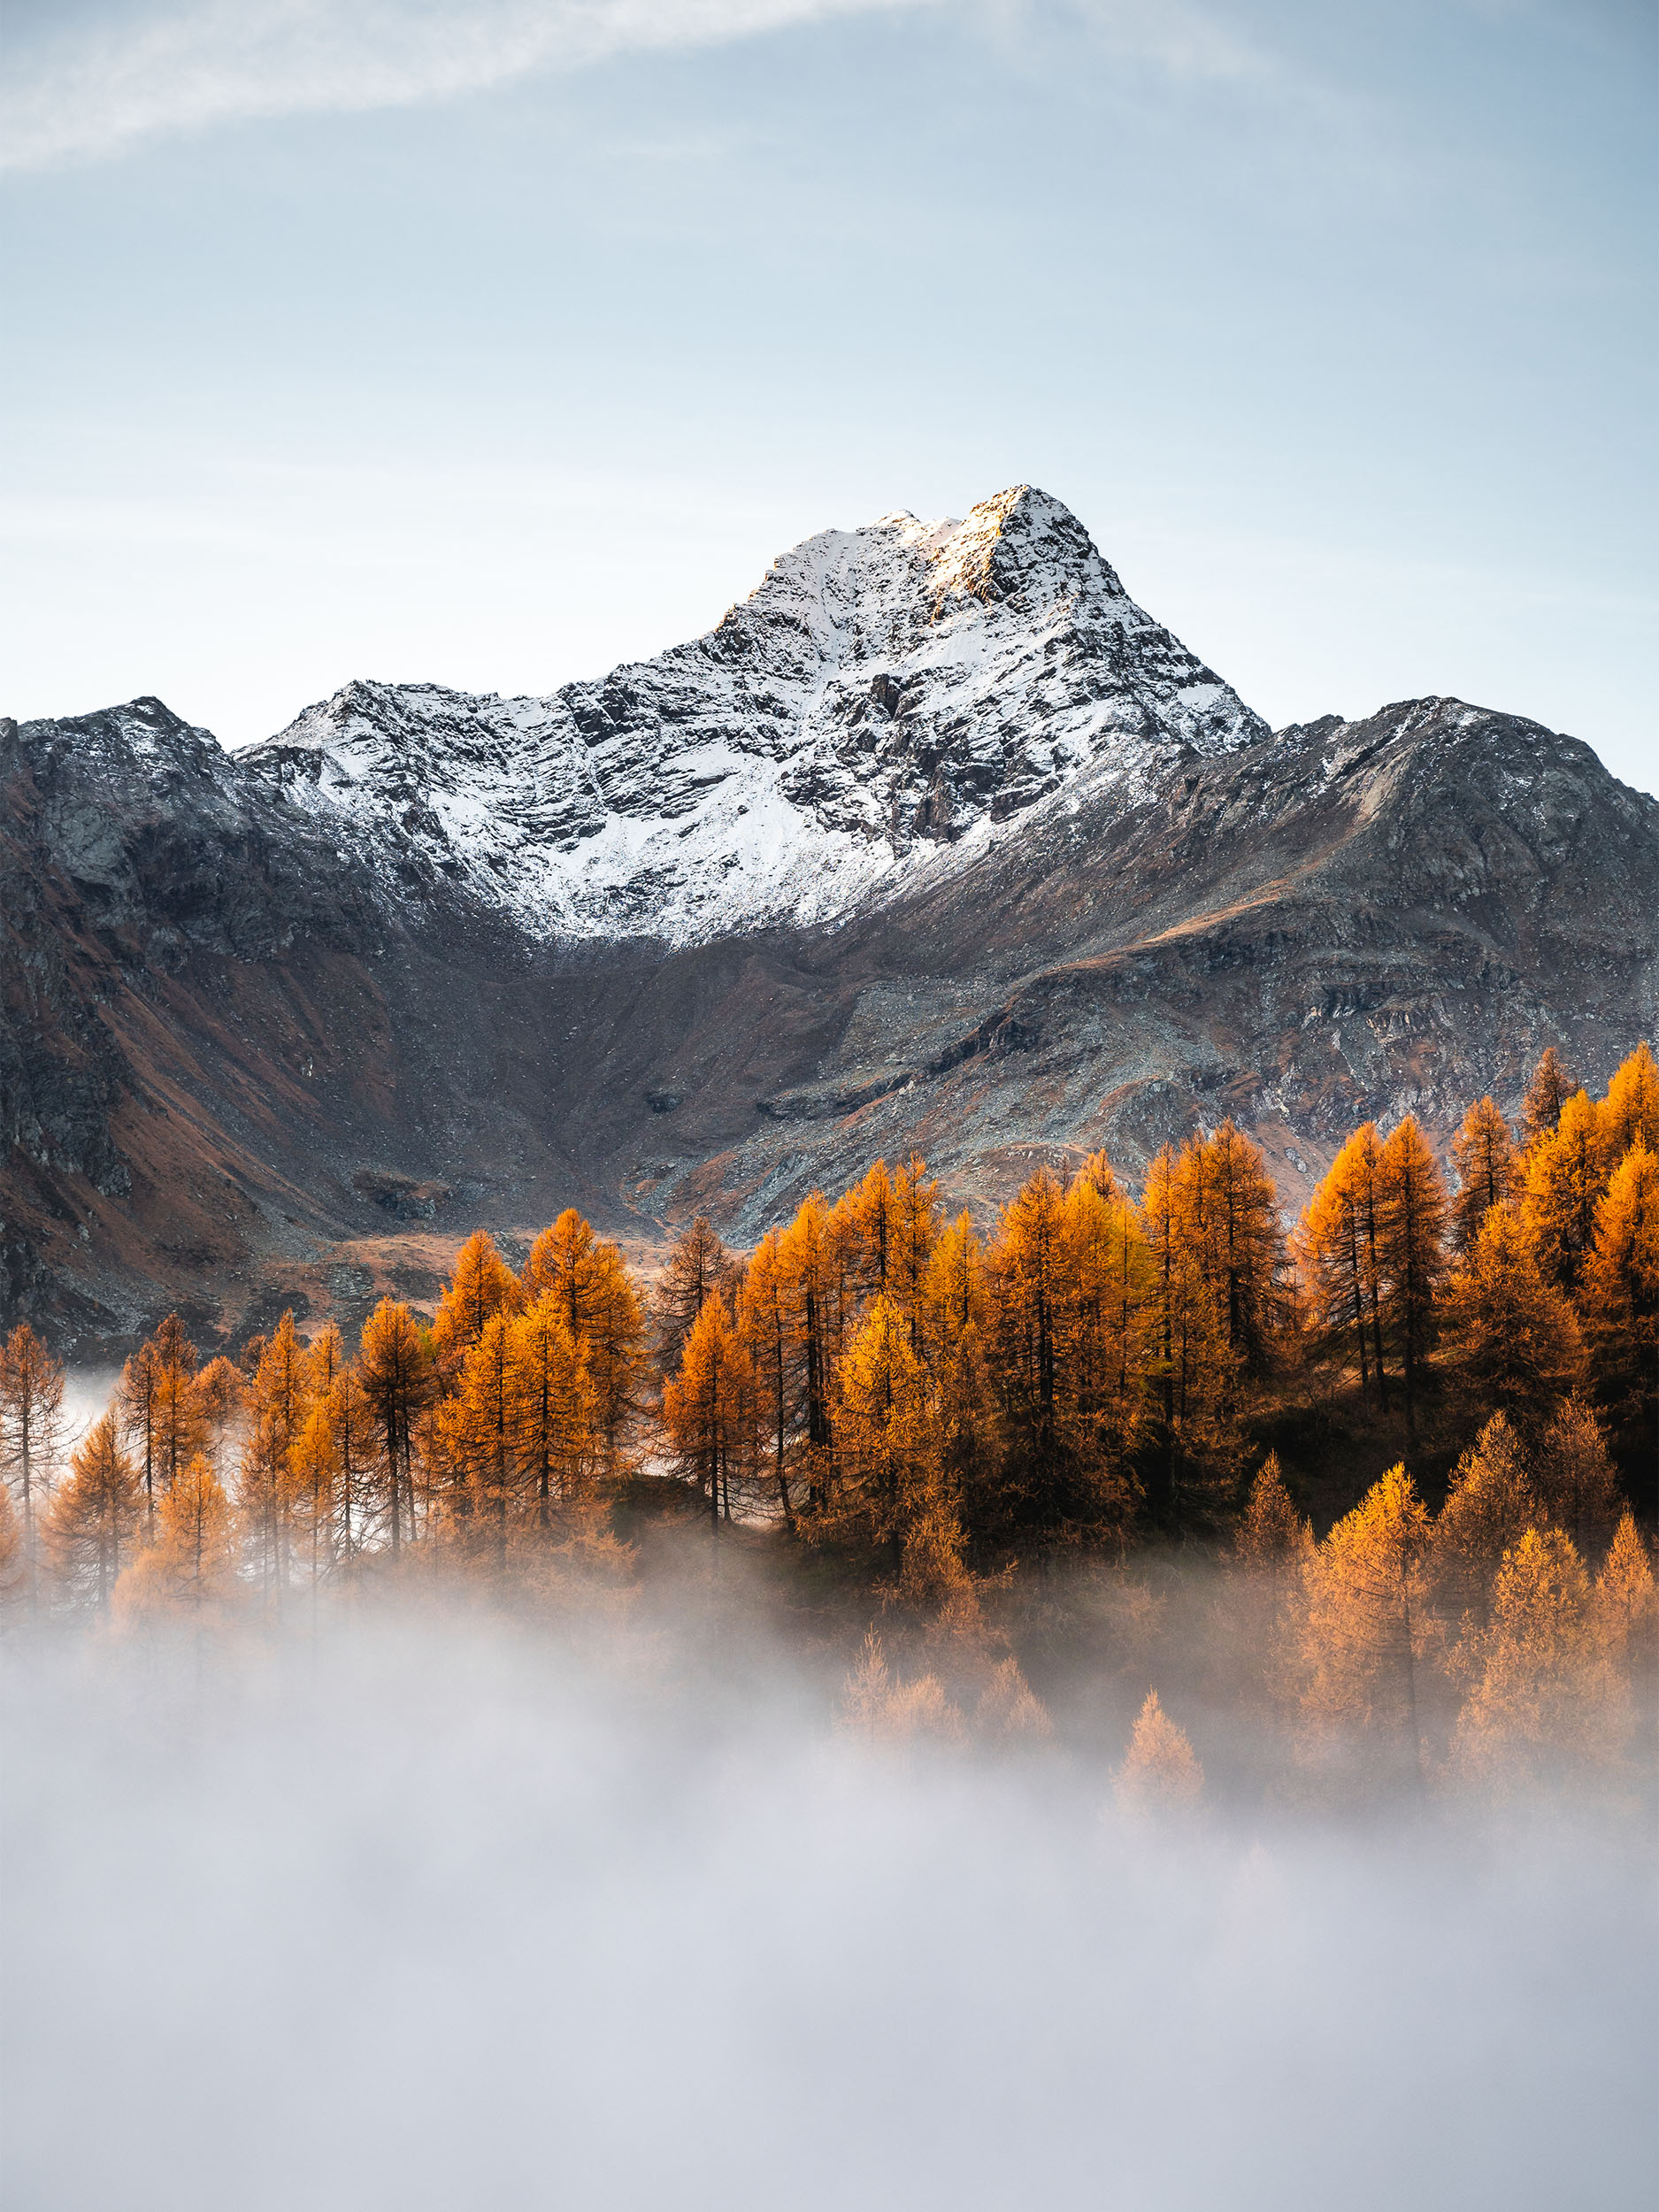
[245,487,1266,945]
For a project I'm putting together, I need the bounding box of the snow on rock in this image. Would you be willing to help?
[244,486,1269,946]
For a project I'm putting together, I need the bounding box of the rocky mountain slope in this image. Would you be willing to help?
[248,487,1264,944]
[3,488,1655,1350]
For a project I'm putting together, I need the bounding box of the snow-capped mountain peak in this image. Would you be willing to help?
[245,487,1267,946]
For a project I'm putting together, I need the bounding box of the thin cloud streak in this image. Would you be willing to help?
[0,0,935,172]
[0,0,1303,173]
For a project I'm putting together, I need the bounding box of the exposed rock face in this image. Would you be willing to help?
[2,488,1655,1350]
[249,487,1264,944]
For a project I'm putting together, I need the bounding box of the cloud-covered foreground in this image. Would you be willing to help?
[3,1602,1652,2211]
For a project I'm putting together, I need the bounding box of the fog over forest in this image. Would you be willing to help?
[4,1571,1653,2212]
[4,1051,1656,2207]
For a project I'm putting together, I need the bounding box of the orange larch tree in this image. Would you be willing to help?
[985,1166,1068,1479]
[1184,1120,1286,1374]
[1579,1137,1659,1461]
[117,1452,239,1626]
[1449,1095,1522,1252]
[777,1193,837,1497]
[508,1294,592,1527]
[663,1293,754,1532]
[1298,1124,1390,1412]
[918,1210,993,1514]
[831,1291,941,1563]
[1598,1042,1659,1163]
[1438,1202,1587,1430]
[238,1311,313,1605]
[1299,1463,1432,1786]
[654,1215,737,1378]
[1377,1117,1448,1440]
[1060,1173,1152,1495]
[190,1356,243,1477]
[739,1230,796,1530]
[1522,1046,1574,1148]
[431,1230,524,1375]
[440,1313,518,1561]
[1141,1143,1238,1527]
[48,1413,142,1610]
[0,1322,65,1606]
[887,1154,941,1347]
[1429,1411,1545,1630]
[518,1211,642,1459]
[357,1298,434,1552]
[849,1159,896,1303]
[1522,1089,1608,1294]
[118,1338,163,1539]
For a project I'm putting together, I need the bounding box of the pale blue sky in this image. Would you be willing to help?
[3,0,1654,790]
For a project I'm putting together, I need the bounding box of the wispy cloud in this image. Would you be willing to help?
[0,0,936,173]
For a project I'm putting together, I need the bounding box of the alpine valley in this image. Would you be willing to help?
[4,486,1655,1349]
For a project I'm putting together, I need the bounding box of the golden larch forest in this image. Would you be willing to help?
[4,1041,1655,1794]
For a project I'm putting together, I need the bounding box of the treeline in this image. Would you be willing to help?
[0,1045,1654,1703]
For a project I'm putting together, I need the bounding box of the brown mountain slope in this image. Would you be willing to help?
[1,695,1654,1353]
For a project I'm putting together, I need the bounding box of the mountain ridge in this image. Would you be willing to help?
[2,487,1655,1350]
[243,486,1266,946]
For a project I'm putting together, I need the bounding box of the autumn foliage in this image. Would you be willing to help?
[2,1042,1655,1801]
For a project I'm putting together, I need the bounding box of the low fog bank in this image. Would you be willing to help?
[3,1601,1653,2212]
